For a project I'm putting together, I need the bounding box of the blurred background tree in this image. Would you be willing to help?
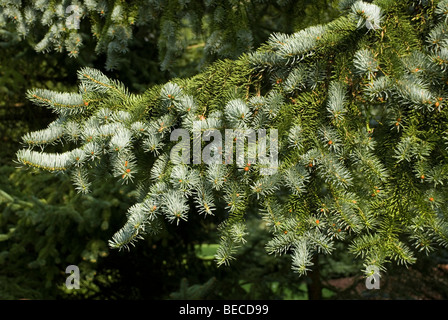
[1,0,448,300]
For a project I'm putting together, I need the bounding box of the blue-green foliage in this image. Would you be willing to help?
[14,0,448,280]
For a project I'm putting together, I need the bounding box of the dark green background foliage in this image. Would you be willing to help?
[1,0,448,300]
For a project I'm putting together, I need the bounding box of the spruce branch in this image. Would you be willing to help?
[326,81,348,123]
[194,181,216,217]
[108,202,159,250]
[22,123,64,148]
[161,190,189,225]
[350,1,383,31]
[26,88,86,115]
[15,0,448,278]
[16,149,73,172]
[71,167,91,194]
[291,240,314,276]
[353,48,379,80]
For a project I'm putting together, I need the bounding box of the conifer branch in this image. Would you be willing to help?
[14,0,448,276]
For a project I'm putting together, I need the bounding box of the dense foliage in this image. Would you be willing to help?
[1,0,343,300]
[3,0,448,300]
